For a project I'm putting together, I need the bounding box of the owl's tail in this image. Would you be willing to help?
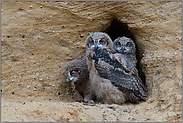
[133,76,148,101]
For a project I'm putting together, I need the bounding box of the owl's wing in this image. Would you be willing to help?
[112,53,138,75]
[93,48,147,101]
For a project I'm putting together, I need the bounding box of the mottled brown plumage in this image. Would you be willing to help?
[85,32,147,104]
[63,56,95,100]
[113,36,137,67]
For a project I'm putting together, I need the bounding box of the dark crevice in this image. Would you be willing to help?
[103,19,146,85]
[105,19,136,41]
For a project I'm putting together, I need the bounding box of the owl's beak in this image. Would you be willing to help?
[121,46,125,51]
[67,76,74,83]
[94,43,98,50]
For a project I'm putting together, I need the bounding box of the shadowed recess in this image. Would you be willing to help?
[104,19,146,87]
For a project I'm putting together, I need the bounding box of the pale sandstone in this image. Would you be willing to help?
[1,1,182,122]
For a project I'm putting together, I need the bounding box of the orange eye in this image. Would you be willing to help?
[99,39,105,44]
[126,44,130,47]
[91,40,94,44]
[117,42,121,47]
[70,71,76,76]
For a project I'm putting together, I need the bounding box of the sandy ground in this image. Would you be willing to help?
[1,1,182,122]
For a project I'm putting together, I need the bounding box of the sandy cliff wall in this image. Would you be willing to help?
[1,1,182,122]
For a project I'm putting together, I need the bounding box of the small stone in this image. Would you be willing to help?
[40,6,43,9]
[39,79,44,82]
[107,105,114,109]
[15,108,19,110]
[19,101,21,103]
[123,108,131,113]
[80,35,84,38]
[27,85,30,88]
[18,83,22,85]
[45,84,50,86]
[30,5,33,8]
[52,85,55,87]
[135,110,139,114]
[83,102,95,106]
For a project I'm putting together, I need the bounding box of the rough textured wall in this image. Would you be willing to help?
[1,1,182,122]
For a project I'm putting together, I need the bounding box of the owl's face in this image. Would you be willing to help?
[85,32,113,50]
[64,68,81,83]
[113,37,136,55]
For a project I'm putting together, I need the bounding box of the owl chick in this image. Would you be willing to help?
[85,32,147,104]
[63,55,95,101]
[113,36,137,67]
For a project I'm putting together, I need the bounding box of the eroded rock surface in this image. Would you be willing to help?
[1,1,182,122]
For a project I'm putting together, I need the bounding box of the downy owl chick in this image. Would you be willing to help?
[113,36,137,67]
[63,55,94,100]
[85,32,147,104]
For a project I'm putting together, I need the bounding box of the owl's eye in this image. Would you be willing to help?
[70,71,76,76]
[99,39,105,44]
[126,43,130,47]
[91,40,94,44]
[117,42,121,47]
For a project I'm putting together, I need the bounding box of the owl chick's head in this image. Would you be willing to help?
[64,67,81,83]
[113,36,136,55]
[63,56,89,83]
[85,32,113,50]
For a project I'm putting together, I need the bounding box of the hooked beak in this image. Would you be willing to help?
[120,46,125,52]
[67,76,74,83]
[94,43,98,50]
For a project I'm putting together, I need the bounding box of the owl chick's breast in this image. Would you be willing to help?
[92,48,146,95]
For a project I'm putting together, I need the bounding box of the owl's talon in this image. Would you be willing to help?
[83,100,95,106]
